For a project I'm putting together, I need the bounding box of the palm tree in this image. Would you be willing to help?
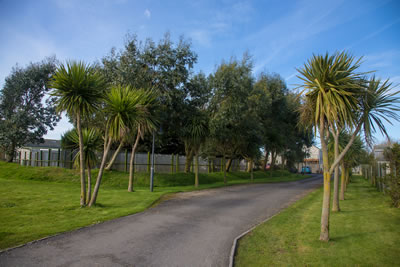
[51,61,106,206]
[298,52,400,241]
[183,112,209,187]
[61,128,102,204]
[88,86,155,206]
[127,90,158,192]
[298,52,365,240]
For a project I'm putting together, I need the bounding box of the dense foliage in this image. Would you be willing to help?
[384,143,400,208]
[0,57,60,161]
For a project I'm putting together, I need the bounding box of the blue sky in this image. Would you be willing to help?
[1,0,399,144]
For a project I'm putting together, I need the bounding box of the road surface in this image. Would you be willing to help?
[0,174,322,267]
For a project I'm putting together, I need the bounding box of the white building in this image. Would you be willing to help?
[297,145,323,173]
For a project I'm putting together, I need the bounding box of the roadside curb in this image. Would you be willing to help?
[228,183,321,267]
[228,213,280,267]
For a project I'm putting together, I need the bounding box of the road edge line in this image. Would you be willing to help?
[228,184,321,267]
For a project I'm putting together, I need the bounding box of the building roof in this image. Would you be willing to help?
[23,139,61,149]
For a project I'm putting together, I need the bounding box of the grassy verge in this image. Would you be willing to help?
[235,175,400,266]
[0,161,307,250]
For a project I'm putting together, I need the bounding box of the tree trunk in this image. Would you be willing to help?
[185,149,194,173]
[225,158,232,172]
[246,160,251,172]
[223,155,227,184]
[332,132,340,212]
[271,150,277,168]
[320,170,331,241]
[319,121,331,242]
[340,163,345,201]
[195,153,199,187]
[88,137,112,207]
[105,141,124,171]
[86,162,92,205]
[128,131,141,192]
[76,112,86,207]
[5,143,15,162]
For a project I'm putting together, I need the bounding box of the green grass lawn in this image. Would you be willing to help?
[235,175,400,266]
[0,161,307,250]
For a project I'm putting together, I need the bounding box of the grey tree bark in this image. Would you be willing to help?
[76,112,86,207]
[88,138,112,207]
[128,131,141,192]
[105,142,124,171]
[332,131,340,212]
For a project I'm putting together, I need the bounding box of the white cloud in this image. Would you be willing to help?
[144,9,151,19]
[189,30,211,47]
[187,0,254,47]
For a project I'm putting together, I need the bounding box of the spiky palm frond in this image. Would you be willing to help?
[104,86,159,141]
[297,51,367,130]
[61,128,102,168]
[50,61,107,118]
[360,76,400,146]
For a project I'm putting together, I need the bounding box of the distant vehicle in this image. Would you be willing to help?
[301,166,312,174]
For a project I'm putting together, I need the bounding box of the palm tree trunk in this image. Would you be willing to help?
[128,132,141,192]
[319,124,331,242]
[76,112,86,207]
[185,149,194,173]
[340,163,345,201]
[88,137,112,207]
[86,162,92,204]
[246,160,251,172]
[271,150,277,168]
[225,158,232,172]
[332,132,340,212]
[195,153,199,187]
[223,155,227,185]
[105,141,124,171]
[320,170,331,241]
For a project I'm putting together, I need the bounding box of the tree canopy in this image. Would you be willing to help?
[0,57,60,161]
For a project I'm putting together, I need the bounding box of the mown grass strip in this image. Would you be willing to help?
[235,175,400,266]
[0,162,307,250]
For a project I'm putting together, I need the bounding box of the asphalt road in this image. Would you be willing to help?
[0,174,322,267]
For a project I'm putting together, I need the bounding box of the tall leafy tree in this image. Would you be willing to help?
[0,57,60,161]
[253,73,287,169]
[182,72,211,172]
[101,33,197,155]
[208,54,256,183]
[50,61,107,207]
